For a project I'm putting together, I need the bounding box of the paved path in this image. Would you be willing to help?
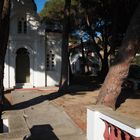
[1,89,86,140]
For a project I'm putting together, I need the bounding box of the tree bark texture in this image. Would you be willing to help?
[96,3,140,110]
[0,0,10,132]
[59,0,71,91]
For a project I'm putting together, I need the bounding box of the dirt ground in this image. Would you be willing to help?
[51,89,99,132]
[4,86,140,133]
[51,88,140,132]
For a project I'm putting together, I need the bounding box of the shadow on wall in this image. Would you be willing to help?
[24,124,59,140]
[45,33,62,86]
[4,0,63,88]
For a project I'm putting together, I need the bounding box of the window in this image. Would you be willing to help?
[18,21,22,33]
[46,51,55,71]
[24,21,27,33]
[17,17,27,34]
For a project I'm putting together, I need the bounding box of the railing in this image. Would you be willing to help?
[87,105,140,140]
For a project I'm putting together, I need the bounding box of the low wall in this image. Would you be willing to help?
[87,105,140,140]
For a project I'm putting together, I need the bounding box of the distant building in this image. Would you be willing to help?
[4,0,62,89]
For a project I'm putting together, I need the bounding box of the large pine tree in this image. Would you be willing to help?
[59,0,71,91]
[0,0,10,132]
[96,2,140,110]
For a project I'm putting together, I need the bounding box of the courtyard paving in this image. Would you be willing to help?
[2,84,140,139]
[2,88,86,140]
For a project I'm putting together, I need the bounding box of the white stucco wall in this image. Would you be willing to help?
[33,37,46,87]
[4,0,63,89]
[4,0,46,89]
[46,32,62,86]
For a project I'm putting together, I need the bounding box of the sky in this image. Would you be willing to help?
[34,0,47,13]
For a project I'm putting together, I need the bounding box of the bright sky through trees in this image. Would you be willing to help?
[34,0,47,13]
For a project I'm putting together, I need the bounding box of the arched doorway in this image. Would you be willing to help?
[16,48,30,83]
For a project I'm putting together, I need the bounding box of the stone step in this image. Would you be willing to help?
[0,111,30,140]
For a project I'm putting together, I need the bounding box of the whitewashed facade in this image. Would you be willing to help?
[3,0,62,89]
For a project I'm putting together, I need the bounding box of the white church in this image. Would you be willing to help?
[4,0,62,89]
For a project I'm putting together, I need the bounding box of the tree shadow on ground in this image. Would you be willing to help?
[3,75,101,111]
[4,85,99,110]
[4,88,15,94]
[24,124,59,140]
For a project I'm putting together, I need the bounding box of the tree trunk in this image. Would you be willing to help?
[0,0,10,132]
[100,55,109,80]
[81,38,85,74]
[100,21,109,80]
[96,2,140,110]
[110,0,118,65]
[110,0,122,65]
[59,0,71,91]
